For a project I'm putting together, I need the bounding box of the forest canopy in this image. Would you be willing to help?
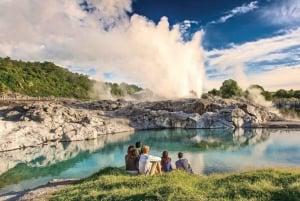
[0,57,141,99]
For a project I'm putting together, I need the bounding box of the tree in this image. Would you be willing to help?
[219,79,243,98]
[0,57,95,99]
[262,91,273,101]
[294,90,300,99]
[207,88,220,96]
[274,89,289,99]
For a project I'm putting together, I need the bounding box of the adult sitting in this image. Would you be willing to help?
[125,145,139,175]
[139,145,162,175]
[175,152,193,173]
[161,150,172,172]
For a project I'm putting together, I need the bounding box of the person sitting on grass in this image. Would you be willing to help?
[125,145,139,175]
[135,141,142,157]
[161,150,172,172]
[139,145,162,175]
[175,152,193,173]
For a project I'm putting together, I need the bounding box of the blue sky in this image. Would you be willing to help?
[0,0,299,98]
[134,0,299,46]
[132,0,300,85]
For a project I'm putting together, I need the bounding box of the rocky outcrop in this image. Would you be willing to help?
[0,97,292,152]
[0,102,133,151]
[113,98,282,129]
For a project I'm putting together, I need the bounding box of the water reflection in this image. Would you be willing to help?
[1,128,300,195]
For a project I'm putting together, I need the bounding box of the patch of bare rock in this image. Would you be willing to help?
[1,97,299,152]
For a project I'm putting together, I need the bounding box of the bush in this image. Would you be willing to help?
[220,79,243,98]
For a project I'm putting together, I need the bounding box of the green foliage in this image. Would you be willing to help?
[274,89,290,99]
[208,88,220,96]
[105,82,142,97]
[201,93,209,99]
[0,57,93,99]
[0,57,142,99]
[50,167,300,201]
[262,91,273,101]
[220,79,243,98]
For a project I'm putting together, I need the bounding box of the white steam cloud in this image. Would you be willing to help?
[0,0,205,99]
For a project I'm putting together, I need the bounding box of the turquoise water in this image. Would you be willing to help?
[1,128,300,195]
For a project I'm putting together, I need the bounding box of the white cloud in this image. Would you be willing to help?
[249,66,300,91]
[262,0,300,26]
[205,28,300,90]
[207,28,300,68]
[0,0,205,99]
[210,1,258,24]
[179,20,198,33]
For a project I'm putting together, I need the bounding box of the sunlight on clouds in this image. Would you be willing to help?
[205,28,300,90]
[250,67,300,91]
[207,28,300,68]
[210,1,258,24]
[1,0,299,97]
[261,0,300,26]
[0,0,205,99]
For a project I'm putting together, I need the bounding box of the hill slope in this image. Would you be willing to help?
[0,57,141,99]
[48,167,300,201]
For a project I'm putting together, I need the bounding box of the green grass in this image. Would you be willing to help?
[49,167,300,201]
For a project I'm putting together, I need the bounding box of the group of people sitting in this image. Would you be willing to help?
[125,141,193,175]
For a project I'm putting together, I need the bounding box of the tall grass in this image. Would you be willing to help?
[50,167,300,201]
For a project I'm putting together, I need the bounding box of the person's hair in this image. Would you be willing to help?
[162,151,168,158]
[135,141,141,148]
[142,145,150,154]
[127,145,135,154]
[161,151,170,165]
[178,152,183,159]
[127,145,137,159]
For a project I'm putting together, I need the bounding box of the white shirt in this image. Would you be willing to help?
[139,153,161,174]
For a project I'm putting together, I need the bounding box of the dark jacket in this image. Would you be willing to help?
[125,155,139,171]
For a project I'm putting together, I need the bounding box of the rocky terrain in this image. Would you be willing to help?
[0,97,296,152]
[0,100,133,152]
[1,97,300,201]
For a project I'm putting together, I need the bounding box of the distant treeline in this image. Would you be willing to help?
[0,57,141,99]
[1,57,298,101]
[202,79,300,101]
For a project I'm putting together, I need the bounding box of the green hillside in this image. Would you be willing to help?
[0,57,141,99]
[49,167,300,201]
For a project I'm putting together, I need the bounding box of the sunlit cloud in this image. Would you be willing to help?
[210,1,258,24]
[179,20,199,33]
[205,28,300,90]
[261,0,300,26]
[1,0,299,97]
[0,0,205,98]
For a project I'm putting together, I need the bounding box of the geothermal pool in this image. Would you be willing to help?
[1,128,300,195]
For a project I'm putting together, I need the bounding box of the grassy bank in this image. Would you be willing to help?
[49,167,300,201]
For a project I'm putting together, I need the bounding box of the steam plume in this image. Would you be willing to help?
[0,0,205,99]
